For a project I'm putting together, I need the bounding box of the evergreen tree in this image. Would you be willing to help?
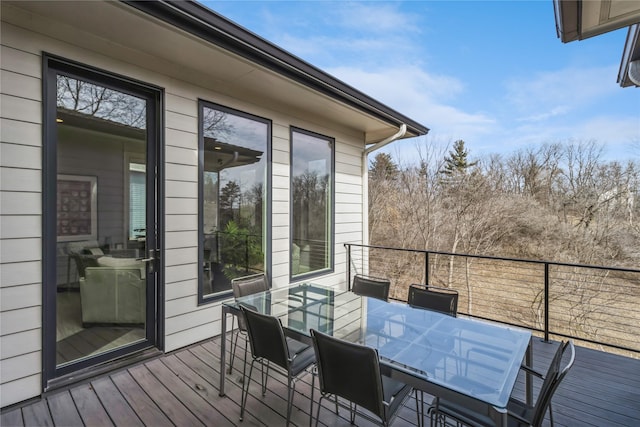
[439,140,478,177]
[370,152,399,180]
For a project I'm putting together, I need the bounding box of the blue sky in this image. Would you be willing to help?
[203,1,639,164]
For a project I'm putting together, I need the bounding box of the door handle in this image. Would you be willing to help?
[137,249,158,274]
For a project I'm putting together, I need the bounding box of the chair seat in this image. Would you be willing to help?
[382,376,412,420]
[287,338,315,377]
[430,396,536,427]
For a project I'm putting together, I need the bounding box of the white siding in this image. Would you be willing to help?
[0,3,365,408]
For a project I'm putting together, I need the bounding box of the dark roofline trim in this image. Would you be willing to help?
[122,0,429,137]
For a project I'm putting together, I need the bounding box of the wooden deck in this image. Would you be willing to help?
[2,335,639,426]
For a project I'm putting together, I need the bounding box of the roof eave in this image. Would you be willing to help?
[122,0,429,137]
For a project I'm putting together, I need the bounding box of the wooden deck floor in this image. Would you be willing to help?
[2,335,639,426]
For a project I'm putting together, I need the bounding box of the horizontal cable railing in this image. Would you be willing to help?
[345,243,640,357]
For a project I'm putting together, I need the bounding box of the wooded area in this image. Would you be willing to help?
[369,140,639,269]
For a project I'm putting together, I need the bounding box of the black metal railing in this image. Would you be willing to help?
[345,243,640,356]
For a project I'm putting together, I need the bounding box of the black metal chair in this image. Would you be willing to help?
[239,306,316,426]
[429,340,576,427]
[407,284,459,426]
[408,284,458,317]
[352,274,391,301]
[310,328,417,427]
[228,273,269,374]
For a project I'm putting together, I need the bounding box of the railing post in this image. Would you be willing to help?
[346,244,352,291]
[544,262,550,342]
[425,251,430,287]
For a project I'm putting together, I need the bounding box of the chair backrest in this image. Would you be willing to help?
[241,306,290,370]
[531,340,575,426]
[232,274,269,331]
[351,274,390,301]
[408,284,458,316]
[311,329,385,421]
[231,273,269,298]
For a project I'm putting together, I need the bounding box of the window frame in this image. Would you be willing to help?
[289,126,335,281]
[197,100,272,304]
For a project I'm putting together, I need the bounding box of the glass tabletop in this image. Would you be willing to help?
[228,283,531,409]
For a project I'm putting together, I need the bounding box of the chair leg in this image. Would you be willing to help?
[240,358,256,421]
[415,389,424,427]
[227,316,237,374]
[309,370,315,427]
[285,376,297,426]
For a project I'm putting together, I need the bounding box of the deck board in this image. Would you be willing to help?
[1,334,639,427]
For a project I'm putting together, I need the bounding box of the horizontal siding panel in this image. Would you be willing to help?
[272,200,288,215]
[271,226,288,241]
[336,213,361,223]
[165,214,197,232]
[0,306,41,336]
[165,163,197,182]
[0,215,40,239]
[0,329,40,360]
[0,167,40,192]
[271,163,288,177]
[165,230,198,249]
[336,173,361,186]
[0,118,41,147]
[335,162,360,177]
[336,222,362,234]
[0,45,40,77]
[336,203,362,214]
[272,149,289,165]
[165,264,197,285]
[336,192,362,204]
[0,261,41,287]
[1,283,40,311]
[272,237,289,253]
[0,143,41,169]
[336,182,362,195]
[165,180,197,199]
[165,279,196,301]
[166,110,197,133]
[272,213,289,228]
[166,93,196,117]
[1,70,40,100]
[0,374,40,408]
[0,192,41,215]
[165,294,198,318]
[272,175,289,190]
[165,197,197,215]
[165,322,218,352]
[0,351,40,384]
[163,247,197,267]
[0,237,40,263]
[1,94,41,124]
[165,145,197,167]
[164,305,217,335]
[166,128,197,150]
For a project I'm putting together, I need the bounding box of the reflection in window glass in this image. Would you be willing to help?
[199,102,269,299]
[291,128,334,277]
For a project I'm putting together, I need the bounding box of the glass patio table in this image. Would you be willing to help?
[219,283,532,426]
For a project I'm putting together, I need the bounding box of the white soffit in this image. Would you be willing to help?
[580,0,640,39]
[3,1,406,139]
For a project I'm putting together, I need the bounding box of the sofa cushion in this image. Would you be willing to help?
[97,256,143,268]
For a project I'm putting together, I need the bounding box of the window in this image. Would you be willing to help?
[198,101,270,302]
[290,128,334,278]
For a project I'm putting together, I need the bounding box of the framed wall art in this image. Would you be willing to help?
[57,174,97,242]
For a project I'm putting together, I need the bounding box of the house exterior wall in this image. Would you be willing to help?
[0,5,363,408]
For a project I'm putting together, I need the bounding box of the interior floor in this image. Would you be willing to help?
[56,292,145,365]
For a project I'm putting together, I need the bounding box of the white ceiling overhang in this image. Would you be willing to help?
[2,1,429,143]
[554,0,640,87]
[554,0,640,42]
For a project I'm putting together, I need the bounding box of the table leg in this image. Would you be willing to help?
[219,305,228,396]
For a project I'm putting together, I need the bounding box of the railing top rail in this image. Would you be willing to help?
[344,243,640,274]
